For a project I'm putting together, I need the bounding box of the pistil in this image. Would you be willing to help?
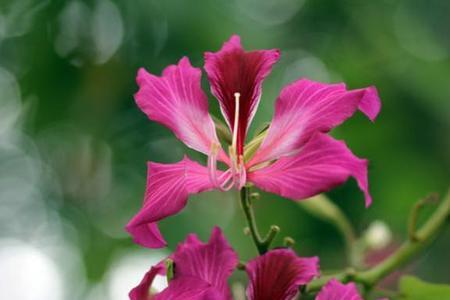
[231,92,240,153]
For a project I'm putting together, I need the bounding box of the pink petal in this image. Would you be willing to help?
[156,227,238,300]
[155,277,224,300]
[246,249,319,300]
[248,133,372,206]
[135,57,221,157]
[315,279,362,300]
[249,79,381,166]
[204,35,280,155]
[129,264,165,300]
[125,156,218,248]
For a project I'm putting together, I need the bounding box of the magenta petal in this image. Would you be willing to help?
[171,227,238,298]
[126,156,218,248]
[135,57,220,156]
[156,227,238,300]
[246,249,319,300]
[249,79,381,166]
[248,133,372,206]
[155,277,224,300]
[204,35,280,155]
[129,264,165,300]
[315,279,362,300]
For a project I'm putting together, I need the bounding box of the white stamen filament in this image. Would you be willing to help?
[208,142,221,188]
[231,92,240,151]
[208,143,236,191]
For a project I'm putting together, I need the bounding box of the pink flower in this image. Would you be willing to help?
[127,35,381,248]
[316,279,363,300]
[246,249,319,300]
[130,227,320,300]
[129,227,239,300]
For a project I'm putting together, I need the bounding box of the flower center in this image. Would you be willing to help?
[207,92,246,191]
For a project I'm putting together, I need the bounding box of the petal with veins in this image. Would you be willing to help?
[248,133,372,206]
[249,79,381,166]
[315,279,363,300]
[135,57,221,157]
[129,264,165,300]
[155,227,238,300]
[125,157,220,248]
[204,35,279,155]
[246,249,319,300]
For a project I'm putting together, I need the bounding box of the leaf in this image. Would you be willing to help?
[398,275,450,300]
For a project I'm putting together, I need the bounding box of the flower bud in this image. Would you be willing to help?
[364,220,392,250]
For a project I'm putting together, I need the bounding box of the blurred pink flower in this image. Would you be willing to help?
[127,35,381,248]
[316,279,362,300]
[245,249,319,300]
[129,227,238,300]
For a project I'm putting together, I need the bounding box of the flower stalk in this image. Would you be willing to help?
[240,186,279,254]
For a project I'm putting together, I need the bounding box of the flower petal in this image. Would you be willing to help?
[249,79,381,166]
[315,279,362,300]
[204,35,280,155]
[246,249,319,300]
[155,276,224,300]
[248,133,372,206]
[171,227,238,298]
[156,227,238,299]
[135,57,221,157]
[129,264,165,300]
[126,156,219,248]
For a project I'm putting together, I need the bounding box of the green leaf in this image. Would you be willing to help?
[398,275,450,300]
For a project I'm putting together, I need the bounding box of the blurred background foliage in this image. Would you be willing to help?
[0,0,449,299]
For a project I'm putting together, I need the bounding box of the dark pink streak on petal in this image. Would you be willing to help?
[248,133,372,206]
[125,157,220,248]
[204,35,279,155]
[315,279,362,300]
[135,57,223,158]
[249,79,381,166]
[156,227,238,300]
[129,264,165,300]
[246,249,319,300]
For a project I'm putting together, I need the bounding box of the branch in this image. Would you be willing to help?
[306,188,450,293]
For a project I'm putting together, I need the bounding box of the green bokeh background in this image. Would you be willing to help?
[0,0,449,298]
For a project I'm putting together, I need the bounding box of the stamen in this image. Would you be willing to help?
[219,170,235,191]
[208,142,221,188]
[237,155,247,189]
[208,143,236,191]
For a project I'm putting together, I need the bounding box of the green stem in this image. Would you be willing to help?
[240,187,278,254]
[306,188,450,293]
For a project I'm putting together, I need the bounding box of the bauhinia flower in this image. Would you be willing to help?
[126,35,381,248]
[130,227,320,300]
[315,279,363,300]
[129,227,239,300]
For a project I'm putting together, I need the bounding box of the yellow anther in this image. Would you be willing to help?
[211,142,220,155]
